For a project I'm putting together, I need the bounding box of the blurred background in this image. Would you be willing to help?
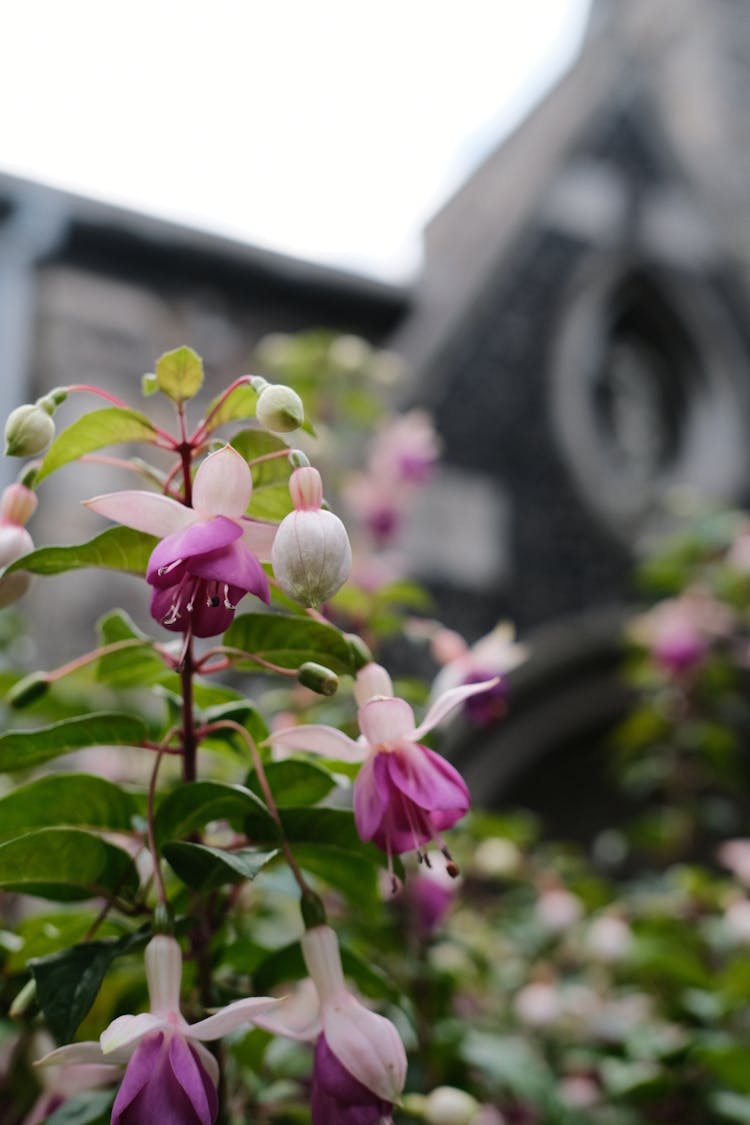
[4,0,750,824]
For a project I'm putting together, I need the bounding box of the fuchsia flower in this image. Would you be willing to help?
[0,482,37,608]
[430,623,527,728]
[629,587,733,675]
[85,445,275,637]
[38,935,279,1125]
[258,925,406,1125]
[271,466,352,607]
[267,662,497,869]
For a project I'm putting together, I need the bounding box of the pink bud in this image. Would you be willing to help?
[290,466,324,511]
[0,483,37,527]
[271,505,351,607]
[354,662,394,705]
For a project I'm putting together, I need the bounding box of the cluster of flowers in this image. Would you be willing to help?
[1,363,500,1125]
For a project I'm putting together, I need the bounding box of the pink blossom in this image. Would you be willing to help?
[629,588,733,674]
[430,624,527,728]
[38,935,279,1125]
[85,445,275,637]
[0,482,37,608]
[257,925,406,1125]
[369,410,440,486]
[266,662,497,869]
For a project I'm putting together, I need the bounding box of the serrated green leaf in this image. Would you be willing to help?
[35,408,158,484]
[31,929,147,1042]
[163,842,279,890]
[223,613,354,675]
[155,346,204,402]
[153,780,275,847]
[0,774,138,841]
[205,384,258,430]
[0,828,139,900]
[6,527,158,577]
[45,1088,116,1125]
[246,759,338,806]
[0,712,149,772]
[96,609,169,687]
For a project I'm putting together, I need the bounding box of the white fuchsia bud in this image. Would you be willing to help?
[0,483,37,526]
[423,1086,481,1125]
[0,483,36,608]
[271,467,352,606]
[256,382,305,434]
[4,403,56,457]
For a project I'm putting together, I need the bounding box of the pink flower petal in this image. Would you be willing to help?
[411,677,500,741]
[187,996,281,1040]
[353,753,390,843]
[266,724,365,763]
[169,1034,217,1125]
[36,1041,108,1068]
[147,517,242,585]
[388,742,469,816]
[101,1012,166,1056]
[253,979,322,1042]
[357,697,416,748]
[84,491,198,537]
[240,518,277,563]
[323,994,407,1103]
[192,445,252,519]
[188,540,269,602]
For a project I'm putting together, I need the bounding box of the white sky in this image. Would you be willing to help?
[1,1,591,281]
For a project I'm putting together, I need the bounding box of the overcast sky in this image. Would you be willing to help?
[1,1,591,280]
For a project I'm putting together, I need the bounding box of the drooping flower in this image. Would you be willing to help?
[271,466,352,606]
[628,587,733,675]
[85,445,275,637]
[38,935,279,1125]
[429,623,527,728]
[257,925,406,1125]
[266,662,497,870]
[0,482,37,608]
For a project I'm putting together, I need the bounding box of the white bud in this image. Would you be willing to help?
[5,404,56,457]
[271,509,352,606]
[256,383,305,434]
[424,1086,480,1125]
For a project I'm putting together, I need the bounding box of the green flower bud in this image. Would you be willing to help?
[300,889,328,930]
[256,383,305,434]
[4,403,56,457]
[298,661,339,696]
[7,672,49,709]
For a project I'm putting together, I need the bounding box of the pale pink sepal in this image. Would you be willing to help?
[412,677,500,741]
[145,934,182,1016]
[301,926,346,1005]
[354,662,394,706]
[323,994,407,1104]
[358,697,416,747]
[100,1012,168,1055]
[36,1040,132,1068]
[192,1040,220,1087]
[241,518,277,562]
[187,996,280,1040]
[267,724,365,763]
[192,445,252,518]
[253,979,322,1042]
[84,491,197,537]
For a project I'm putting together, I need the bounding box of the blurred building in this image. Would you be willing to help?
[2,0,750,816]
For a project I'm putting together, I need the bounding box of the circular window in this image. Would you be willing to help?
[551,259,749,544]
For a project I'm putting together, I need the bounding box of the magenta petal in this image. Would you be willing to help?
[353,754,389,843]
[169,1035,218,1125]
[311,1034,392,1125]
[388,742,469,816]
[111,1032,217,1125]
[147,517,242,585]
[188,540,270,603]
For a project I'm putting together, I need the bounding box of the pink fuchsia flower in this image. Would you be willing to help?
[369,410,440,486]
[0,482,37,608]
[271,466,352,607]
[85,445,275,638]
[430,623,527,728]
[266,662,498,871]
[258,925,406,1125]
[38,935,279,1125]
[403,853,461,938]
[628,587,733,675]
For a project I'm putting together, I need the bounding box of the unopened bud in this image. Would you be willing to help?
[0,524,33,568]
[9,977,36,1019]
[0,483,37,527]
[5,404,56,457]
[345,633,373,672]
[7,672,49,708]
[256,383,305,434]
[298,662,339,696]
[272,508,352,607]
[289,466,323,510]
[423,1086,480,1125]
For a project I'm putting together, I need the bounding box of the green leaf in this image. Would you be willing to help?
[0,828,139,900]
[246,759,338,806]
[96,609,169,687]
[163,842,279,890]
[35,408,158,484]
[45,1088,115,1125]
[205,383,258,430]
[241,805,383,868]
[153,780,275,847]
[223,613,355,675]
[231,430,294,520]
[199,699,270,749]
[0,712,149,772]
[710,1092,750,1124]
[6,526,158,577]
[155,346,204,402]
[31,929,147,1042]
[293,843,377,908]
[0,774,138,841]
